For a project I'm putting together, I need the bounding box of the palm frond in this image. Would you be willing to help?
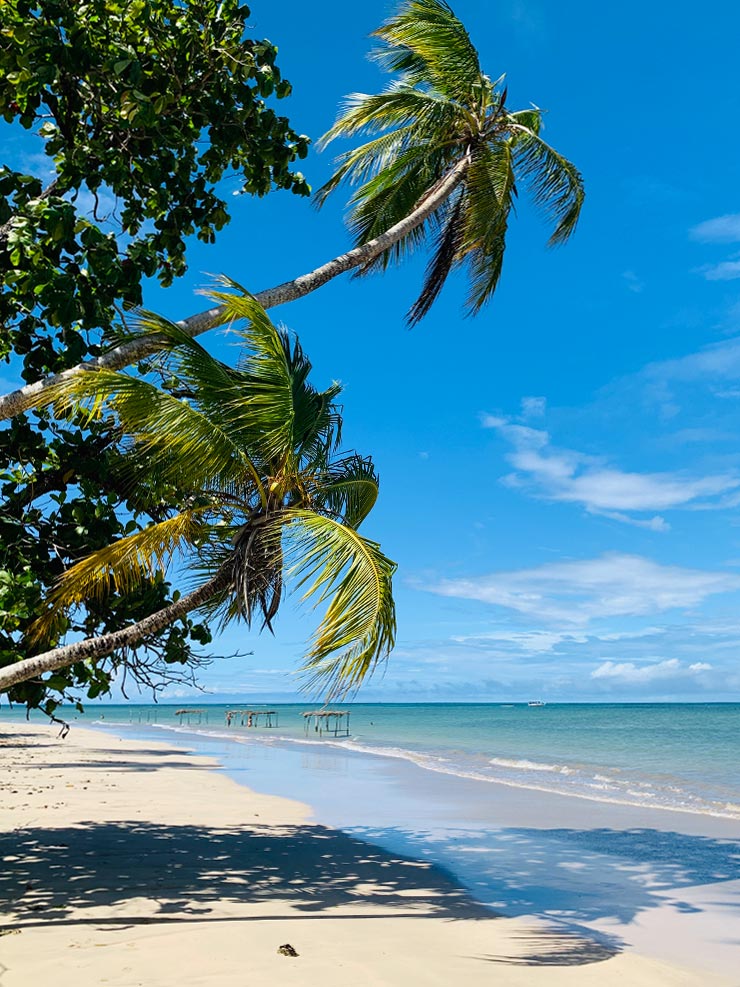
[509,124,584,245]
[294,386,344,469]
[464,218,508,315]
[314,125,418,206]
[127,310,260,431]
[46,367,262,499]
[408,191,465,324]
[471,139,518,211]
[318,83,463,149]
[458,142,515,312]
[203,280,344,466]
[371,0,484,104]
[30,509,212,646]
[282,510,396,700]
[346,144,461,271]
[200,281,295,460]
[508,107,542,135]
[313,454,380,528]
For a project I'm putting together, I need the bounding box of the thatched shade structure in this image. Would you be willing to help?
[225,709,278,728]
[302,710,351,737]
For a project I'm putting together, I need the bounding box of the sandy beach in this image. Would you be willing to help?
[0,722,734,986]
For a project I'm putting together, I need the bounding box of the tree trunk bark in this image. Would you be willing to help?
[0,157,470,421]
[0,566,231,693]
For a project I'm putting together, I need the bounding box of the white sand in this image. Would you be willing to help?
[0,722,733,986]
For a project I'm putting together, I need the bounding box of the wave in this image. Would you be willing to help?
[489,756,576,775]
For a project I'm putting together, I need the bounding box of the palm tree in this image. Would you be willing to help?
[0,0,583,420]
[0,285,396,698]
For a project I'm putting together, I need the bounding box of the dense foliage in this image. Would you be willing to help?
[0,0,309,716]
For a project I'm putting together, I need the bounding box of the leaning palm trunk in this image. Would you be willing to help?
[0,567,231,693]
[0,158,470,422]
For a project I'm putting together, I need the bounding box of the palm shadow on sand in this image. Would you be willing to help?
[1,819,622,967]
[348,823,740,965]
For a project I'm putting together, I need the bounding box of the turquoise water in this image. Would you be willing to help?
[5,701,740,819]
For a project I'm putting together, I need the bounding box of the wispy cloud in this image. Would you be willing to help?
[451,629,588,653]
[591,658,712,683]
[690,213,740,282]
[698,257,740,281]
[627,336,740,422]
[482,414,740,525]
[622,269,644,293]
[521,395,546,418]
[616,336,740,424]
[427,553,740,626]
[690,213,740,244]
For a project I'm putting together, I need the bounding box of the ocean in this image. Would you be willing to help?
[6,701,740,819]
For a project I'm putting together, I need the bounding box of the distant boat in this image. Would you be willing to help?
[527,700,546,707]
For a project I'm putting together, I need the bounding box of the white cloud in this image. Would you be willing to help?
[521,395,546,418]
[451,625,666,655]
[597,510,670,531]
[595,627,665,642]
[451,629,588,653]
[429,552,740,626]
[644,336,740,384]
[698,258,740,281]
[690,213,740,243]
[484,414,740,521]
[591,658,712,683]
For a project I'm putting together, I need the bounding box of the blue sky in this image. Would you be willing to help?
[7,0,740,702]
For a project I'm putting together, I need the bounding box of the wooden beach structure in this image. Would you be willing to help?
[225,709,278,728]
[174,708,209,725]
[302,710,351,737]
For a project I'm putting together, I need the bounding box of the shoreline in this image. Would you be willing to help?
[20,699,739,823]
[119,716,740,822]
[0,721,736,985]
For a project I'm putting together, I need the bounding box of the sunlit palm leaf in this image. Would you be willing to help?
[509,125,584,245]
[30,509,212,645]
[202,281,343,469]
[46,368,261,498]
[372,0,483,103]
[314,125,418,204]
[282,510,396,698]
[319,85,463,146]
[313,454,380,528]
[508,107,542,135]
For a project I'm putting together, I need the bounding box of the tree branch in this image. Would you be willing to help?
[0,565,231,693]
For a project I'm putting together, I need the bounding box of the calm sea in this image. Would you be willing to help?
[5,701,740,820]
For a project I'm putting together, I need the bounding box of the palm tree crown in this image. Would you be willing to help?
[21,284,396,699]
[317,0,584,323]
